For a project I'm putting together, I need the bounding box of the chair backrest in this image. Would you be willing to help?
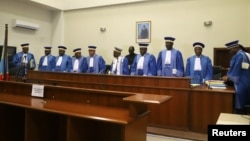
[212,66,222,80]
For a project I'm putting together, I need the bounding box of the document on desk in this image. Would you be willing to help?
[206,80,227,89]
[31,84,44,97]
[216,113,250,125]
[209,86,227,89]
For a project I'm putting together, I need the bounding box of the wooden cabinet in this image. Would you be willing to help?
[213,47,250,76]
[213,48,231,68]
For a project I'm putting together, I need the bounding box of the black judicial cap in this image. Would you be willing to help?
[88,46,97,50]
[58,46,67,50]
[193,42,205,48]
[73,48,81,53]
[164,37,175,42]
[114,47,122,53]
[225,40,239,49]
[21,43,29,48]
[139,43,149,48]
[44,46,52,50]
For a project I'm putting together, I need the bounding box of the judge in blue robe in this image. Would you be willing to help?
[54,46,72,72]
[38,46,56,71]
[110,47,129,75]
[222,40,250,114]
[130,43,157,76]
[185,42,213,84]
[157,37,184,77]
[70,48,87,73]
[12,43,36,77]
[85,46,106,74]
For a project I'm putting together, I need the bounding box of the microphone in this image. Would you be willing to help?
[22,55,27,82]
[15,67,21,81]
[15,56,24,81]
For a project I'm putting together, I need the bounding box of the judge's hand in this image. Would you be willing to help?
[222,75,228,82]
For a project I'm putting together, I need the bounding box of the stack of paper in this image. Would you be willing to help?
[205,80,227,89]
[190,84,200,87]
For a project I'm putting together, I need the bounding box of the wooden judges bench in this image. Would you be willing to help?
[12,70,234,134]
[0,80,171,141]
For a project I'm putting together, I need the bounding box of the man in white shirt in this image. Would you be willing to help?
[110,47,129,75]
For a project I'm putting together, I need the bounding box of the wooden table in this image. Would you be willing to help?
[0,81,171,141]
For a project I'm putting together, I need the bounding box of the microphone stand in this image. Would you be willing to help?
[15,67,21,82]
[22,63,27,82]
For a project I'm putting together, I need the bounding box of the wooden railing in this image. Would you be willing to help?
[10,70,235,133]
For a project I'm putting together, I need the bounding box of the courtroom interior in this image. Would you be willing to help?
[0,0,250,141]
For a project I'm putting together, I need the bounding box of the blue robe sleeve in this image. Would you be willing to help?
[13,53,22,69]
[227,53,243,83]
[38,56,43,71]
[148,55,157,76]
[175,51,184,77]
[156,51,162,76]
[122,57,129,75]
[50,56,56,71]
[185,57,191,77]
[81,57,88,73]
[98,56,106,73]
[66,56,73,72]
[130,55,138,76]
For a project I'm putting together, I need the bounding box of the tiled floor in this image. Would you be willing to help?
[147,134,193,141]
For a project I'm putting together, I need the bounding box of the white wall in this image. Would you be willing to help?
[29,0,148,10]
[63,0,148,10]
[30,0,64,10]
[0,0,63,69]
[64,0,250,65]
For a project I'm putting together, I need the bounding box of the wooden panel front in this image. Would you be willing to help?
[189,88,234,133]
[0,105,25,141]
[22,71,190,131]
[25,109,67,141]
[147,89,189,130]
[67,117,124,141]
[26,71,191,88]
[22,71,191,130]
[11,71,236,133]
